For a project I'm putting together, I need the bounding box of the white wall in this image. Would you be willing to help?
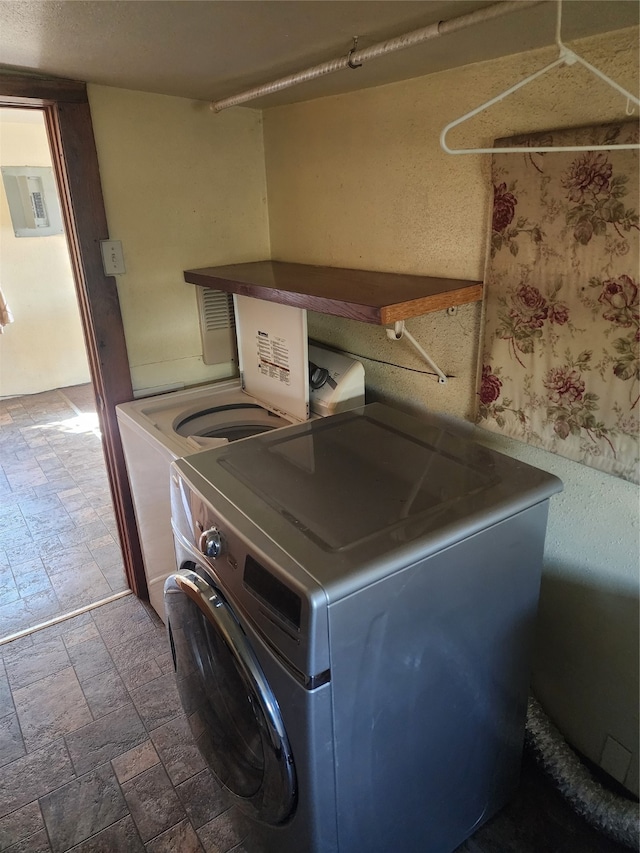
[262,26,640,793]
[0,110,90,397]
[87,86,270,395]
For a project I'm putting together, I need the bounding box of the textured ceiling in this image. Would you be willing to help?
[0,1,637,109]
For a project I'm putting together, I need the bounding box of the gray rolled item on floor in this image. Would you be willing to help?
[525,694,640,850]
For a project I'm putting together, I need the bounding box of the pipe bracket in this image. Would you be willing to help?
[347,36,363,69]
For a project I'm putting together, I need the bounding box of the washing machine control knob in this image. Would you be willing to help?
[199,527,225,559]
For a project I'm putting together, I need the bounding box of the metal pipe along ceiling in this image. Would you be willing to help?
[210,0,544,112]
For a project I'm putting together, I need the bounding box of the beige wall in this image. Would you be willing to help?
[265,26,639,422]
[0,110,90,396]
[263,27,640,793]
[87,85,270,395]
[78,28,638,794]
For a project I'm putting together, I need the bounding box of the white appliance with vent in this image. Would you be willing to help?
[117,294,364,621]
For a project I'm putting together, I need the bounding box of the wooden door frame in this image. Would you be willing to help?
[0,73,146,599]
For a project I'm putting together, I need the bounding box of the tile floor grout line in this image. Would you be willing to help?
[55,388,85,419]
[56,388,102,438]
[0,590,132,646]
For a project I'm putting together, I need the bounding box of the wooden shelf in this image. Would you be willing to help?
[184,261,482,325]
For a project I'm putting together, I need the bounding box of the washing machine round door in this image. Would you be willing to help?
[165,566,297,825]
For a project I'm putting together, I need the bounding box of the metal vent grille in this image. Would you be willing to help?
[196,287,237,366]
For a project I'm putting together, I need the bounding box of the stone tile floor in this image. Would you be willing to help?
[0,385,128,640]
[454,756,634,853]
[0,591,633,852]
[1,388,634,852]
[0,594,248,852]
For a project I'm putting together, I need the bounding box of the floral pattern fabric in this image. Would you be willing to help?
[478,122,639,483]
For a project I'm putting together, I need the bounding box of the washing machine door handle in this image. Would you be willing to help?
[166,568,297,825]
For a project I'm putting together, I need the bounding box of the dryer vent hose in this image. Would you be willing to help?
[525,694,640,850]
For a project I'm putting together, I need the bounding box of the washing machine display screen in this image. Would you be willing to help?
[244,555,302,630]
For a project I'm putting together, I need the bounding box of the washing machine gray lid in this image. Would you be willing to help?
[178,403,563,584]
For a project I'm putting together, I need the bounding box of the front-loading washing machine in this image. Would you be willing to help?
[165,402,562,853]
[117,295,364,620]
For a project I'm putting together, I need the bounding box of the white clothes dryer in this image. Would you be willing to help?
[117,296,364,621]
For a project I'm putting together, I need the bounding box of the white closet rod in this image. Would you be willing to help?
[210,0,543,112]
[440,0,640,154]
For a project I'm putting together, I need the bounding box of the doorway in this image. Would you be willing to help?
[0,107,133,639]
[0,73,146,622]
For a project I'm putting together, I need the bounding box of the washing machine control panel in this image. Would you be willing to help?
[173,467,331,679]
[198,527,226,559]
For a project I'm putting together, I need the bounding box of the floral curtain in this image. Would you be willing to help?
[477,122,639,483]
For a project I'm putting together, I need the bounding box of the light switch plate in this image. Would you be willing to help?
[100,240,126,276]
